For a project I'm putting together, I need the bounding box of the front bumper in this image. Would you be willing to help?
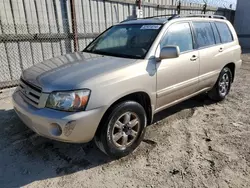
[12,90,106,143]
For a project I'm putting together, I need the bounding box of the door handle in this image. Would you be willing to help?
[219,47,223,52]
[190,55,198,61]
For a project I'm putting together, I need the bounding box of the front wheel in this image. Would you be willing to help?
[94,101,147,158]
[208,67,232,101]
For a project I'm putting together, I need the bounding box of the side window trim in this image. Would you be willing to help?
[211,22,222,44]
[159,21,195,55]
[190,22,199,50]
[210,22,217,44]
[210,22,220,44]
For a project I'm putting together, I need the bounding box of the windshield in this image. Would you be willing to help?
[84,24,162,59]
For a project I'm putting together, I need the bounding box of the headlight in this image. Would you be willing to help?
[46,90,90,111]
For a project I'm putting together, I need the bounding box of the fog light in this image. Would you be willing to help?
[64,121,76,136]
[49,123,62,136]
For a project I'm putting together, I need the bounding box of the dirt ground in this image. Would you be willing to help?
[1,52,250,188]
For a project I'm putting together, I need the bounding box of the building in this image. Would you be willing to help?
[234,0,250,48]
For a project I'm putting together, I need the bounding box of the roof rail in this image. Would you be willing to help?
[142,14,176,19]
[168,14,227,20]
[120,14,226,24]
[120,18,137,23]
[120,14,175,23]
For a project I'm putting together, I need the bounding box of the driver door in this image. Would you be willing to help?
[156,22,199,111]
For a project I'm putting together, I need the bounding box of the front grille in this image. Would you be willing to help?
[19,78,42,107]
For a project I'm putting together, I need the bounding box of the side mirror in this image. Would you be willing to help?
[159,46,180,60]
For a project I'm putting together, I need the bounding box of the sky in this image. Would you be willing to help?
[184,0,237,9]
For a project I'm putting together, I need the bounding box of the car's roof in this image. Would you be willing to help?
[118,15,228,25]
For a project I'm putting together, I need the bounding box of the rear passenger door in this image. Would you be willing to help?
[192,21,234,90]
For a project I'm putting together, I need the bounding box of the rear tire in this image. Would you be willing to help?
[94,101,147,158]
[208,67,232,101]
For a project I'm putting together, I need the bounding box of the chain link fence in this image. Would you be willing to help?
[0,0,235,90]
[0,22,101,89]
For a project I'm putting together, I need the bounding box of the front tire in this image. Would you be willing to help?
[94,101,147,158]
[208,67,232,101]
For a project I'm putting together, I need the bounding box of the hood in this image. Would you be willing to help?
[22,52,137,92]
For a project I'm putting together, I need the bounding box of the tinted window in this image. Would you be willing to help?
[193,22,215,48]
[211,22,221,44]
[160,23,193,53]
[215,22,233,43]
[95,27,128,50]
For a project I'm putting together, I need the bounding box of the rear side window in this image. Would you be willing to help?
[211,22,221,44]
[193,22,215,48]
[160,23,193,53]
[215,22,233,43]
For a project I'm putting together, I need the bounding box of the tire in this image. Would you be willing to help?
[94,101,147,158]
[208,67,232,101]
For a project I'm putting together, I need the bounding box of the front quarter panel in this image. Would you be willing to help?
[84,60,157,112]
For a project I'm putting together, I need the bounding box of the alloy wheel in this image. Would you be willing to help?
[111,112,140,148]
[219,73,230,97]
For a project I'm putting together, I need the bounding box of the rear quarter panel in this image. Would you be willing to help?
[227,21,242,70]
[217,21,242,78]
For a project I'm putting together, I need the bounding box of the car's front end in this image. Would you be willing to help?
[12,77,106,143]
[11,50,146,143]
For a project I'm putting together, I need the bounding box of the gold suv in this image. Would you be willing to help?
[12,14,242,158]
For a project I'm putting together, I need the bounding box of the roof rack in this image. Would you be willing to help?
[120,14,175,23]
[168,14,226,20]
[142,14,175,20]
[120,14,226,24]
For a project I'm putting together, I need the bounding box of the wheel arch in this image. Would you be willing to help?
[224,62,235,82]
[95,91,153,136]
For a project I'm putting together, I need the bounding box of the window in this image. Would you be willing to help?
[211,22,221,44]
[95,28,128,50]
[193,22,215,48]
[215,22,233,43]
[160,23,193,53]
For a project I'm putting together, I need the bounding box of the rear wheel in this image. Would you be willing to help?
[94,101,147,158]
[208,67,232,101]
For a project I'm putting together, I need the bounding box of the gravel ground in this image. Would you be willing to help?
[0,53,250,188]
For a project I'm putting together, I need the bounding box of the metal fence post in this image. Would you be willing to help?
[202,3,207,14]
[136,0,143,18]
[177,1,181,15]
[70,0,78,52]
